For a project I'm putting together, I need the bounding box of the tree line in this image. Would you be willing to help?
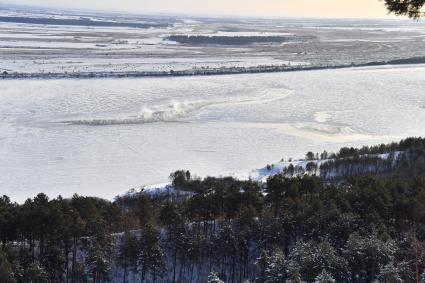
[1,138,425,282]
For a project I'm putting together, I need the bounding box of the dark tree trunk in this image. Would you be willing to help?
[140,267,145,283]
[65,241,69,283]
[71,237,77,283]
[172,247,177,283]
[123,256,128,283]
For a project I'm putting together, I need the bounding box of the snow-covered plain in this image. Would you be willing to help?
[1,64,425,202]
[2,8,425,76]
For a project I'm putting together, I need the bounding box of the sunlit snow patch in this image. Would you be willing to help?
[314,111,331,123]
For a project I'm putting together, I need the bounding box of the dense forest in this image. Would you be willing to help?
[0,16,168,29]
[165,35,295,45]
[1,137,425,282]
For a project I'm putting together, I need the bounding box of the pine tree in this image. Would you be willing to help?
[287,241,347,282]
[384,0,425,18]
[264,249,286,283]
[208,271,225,283]
[136,195,153,228]
[84,217,112,283]
[285,265,304,283]
[138,225,166,283]
[420,272,425,283]
[255,250,270,282]
[314,270,336,283]
[306,152,315,161]
[70,262,88,283]
[40,244,66,282]
[0,248,16,283]
[0,196,16,246]
[118,232,139,283]
[160,205,185,283]
[343,232,395,282]
[377,263,403,283]
[170,170,191,190]
[186,232,203,283]
[265,175,291,218]
[25,261,49,283]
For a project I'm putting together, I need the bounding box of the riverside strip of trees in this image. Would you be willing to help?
[1,137,425,282]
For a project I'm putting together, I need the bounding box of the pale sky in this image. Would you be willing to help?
[3,0,392,18]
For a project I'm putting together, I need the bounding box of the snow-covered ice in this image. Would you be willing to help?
[1,64,425,202]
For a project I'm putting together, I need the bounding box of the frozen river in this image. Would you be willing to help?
[1,64,425,202]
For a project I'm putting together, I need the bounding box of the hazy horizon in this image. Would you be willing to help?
[0,0,396,19]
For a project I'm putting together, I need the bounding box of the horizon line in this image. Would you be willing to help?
[0,1,406,21]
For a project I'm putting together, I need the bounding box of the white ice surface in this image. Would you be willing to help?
[1,65,425,202]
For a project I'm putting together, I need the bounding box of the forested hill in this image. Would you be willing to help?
[1,137,425,282]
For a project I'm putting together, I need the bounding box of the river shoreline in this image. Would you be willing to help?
[2,56,425,80]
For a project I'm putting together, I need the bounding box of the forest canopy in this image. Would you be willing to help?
[1,137,425,282]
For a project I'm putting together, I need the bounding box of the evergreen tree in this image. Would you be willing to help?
[84,217,112,283]
[384,0,425,18]
[0,196,16,246]
[377,263,403,283]
[314,270,335,283]
[117,232,139,283]
[343,232,396,282]
[255,250,269,283]
[420,272,425,283]
[136,195,153,228]
[40,244,66,282]
[138,225,166,283]
[264,249,286,283]
[0,248,16,283]
[70,262,88,283]
[170,170,191,190]
[0,138,424,282]
[25,261,49,283]
[208,271,225,283]
[287,241,347,282]
[265,175,291,217]
[305,152,315,161]
[285,266,305,283]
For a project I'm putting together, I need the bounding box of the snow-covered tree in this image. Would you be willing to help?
[285,265,305,283]
[343,232,396,282]
[377,262,403,283]
[288,241,347,282]
[314,269,336,283]
[208,271,225,283]
[420,271,425,283]
[264,249,286,283]
[255,250,270,282]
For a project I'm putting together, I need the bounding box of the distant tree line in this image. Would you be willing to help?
[0,16,168,29]
[300,137,425,180]
[304,137,425,160]
[166,35,297,45]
